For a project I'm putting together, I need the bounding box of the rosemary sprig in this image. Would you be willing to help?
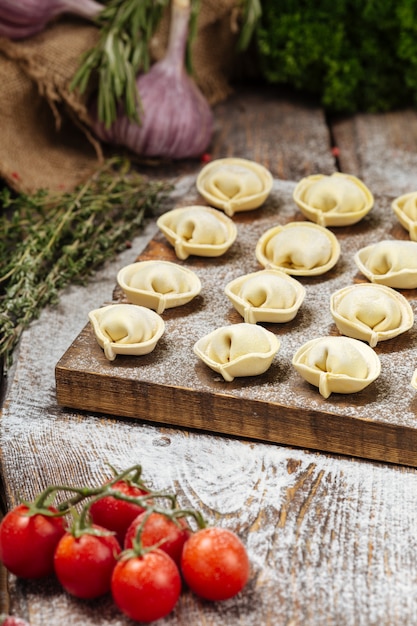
[70,0,170,128]
[0,158,171,370]
[237,0,262,51]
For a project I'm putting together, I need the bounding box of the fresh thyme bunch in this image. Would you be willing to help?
[0,158,170,370]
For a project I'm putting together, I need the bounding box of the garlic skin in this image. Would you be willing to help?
[0,0,102,39]
[91,0,213,159]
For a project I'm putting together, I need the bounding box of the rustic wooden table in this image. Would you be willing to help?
[2,85,417,625]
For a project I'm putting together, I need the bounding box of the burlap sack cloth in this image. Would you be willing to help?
[0,1,240,194]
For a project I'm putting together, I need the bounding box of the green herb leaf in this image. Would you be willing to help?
[237,0,262,51]
[0,158,171,370]
[70,0,170,128]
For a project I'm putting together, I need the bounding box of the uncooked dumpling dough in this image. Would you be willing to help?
[392,192,417,241]
[330,283,414,347]
[157,206,237,259]
[256,221,340,276]
[117,260,201,313]
[225,269,305,323]
[194,323,280,381]
[196,157,273,216]
[293,173,374,226]
[292,336,381,398]
[354,239,417,288]
[89,304,165,361]
[411,368,417,390]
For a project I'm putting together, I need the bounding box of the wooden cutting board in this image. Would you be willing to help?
[55,179,417,467]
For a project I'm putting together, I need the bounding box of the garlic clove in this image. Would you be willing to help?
[196,158,273,216]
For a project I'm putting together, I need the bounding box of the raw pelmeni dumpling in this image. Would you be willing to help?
[225,269,305,323]
[354,239,417,288]
[330,283,414,347]
[256,221,340,276]
[194,323,280,381]
[292,336,381,398]
[293,172,374,226]
[117,260,201,314]
[392,192,417,241]
[196,157,273,216]
[88,304,165,361]
[157,205,237,259]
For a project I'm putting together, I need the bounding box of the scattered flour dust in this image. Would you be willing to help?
[4,179,417,625]
[59,179,417,430]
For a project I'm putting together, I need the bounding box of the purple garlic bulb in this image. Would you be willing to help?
[0,0,102,39]
[91,0,213,160]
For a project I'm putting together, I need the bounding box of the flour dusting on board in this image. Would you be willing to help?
[4,176,417,623]
[57,179,417,439]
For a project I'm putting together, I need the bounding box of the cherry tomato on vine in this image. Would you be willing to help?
[0,504,66,579]
[0,616,31,626]
[89,480,150,545]
[111,550,181,623]
[124,512,191,566]
[54,525,121,599]
[180,527,250,601]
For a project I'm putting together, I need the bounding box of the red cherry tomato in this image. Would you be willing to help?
[0,616,31,626]
[180,527,250,601]
[111,550,181,623]
[124,512,191,566]
[89,480,149,545]
[0,504,66,579]
[54,525,121,599]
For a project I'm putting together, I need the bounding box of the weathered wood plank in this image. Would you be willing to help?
[56,180,417,467]
[3,89,417,625]
[4,422,417,626]
[138,85,337,183]
[331,110,417,197]
[210,86,337,180]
